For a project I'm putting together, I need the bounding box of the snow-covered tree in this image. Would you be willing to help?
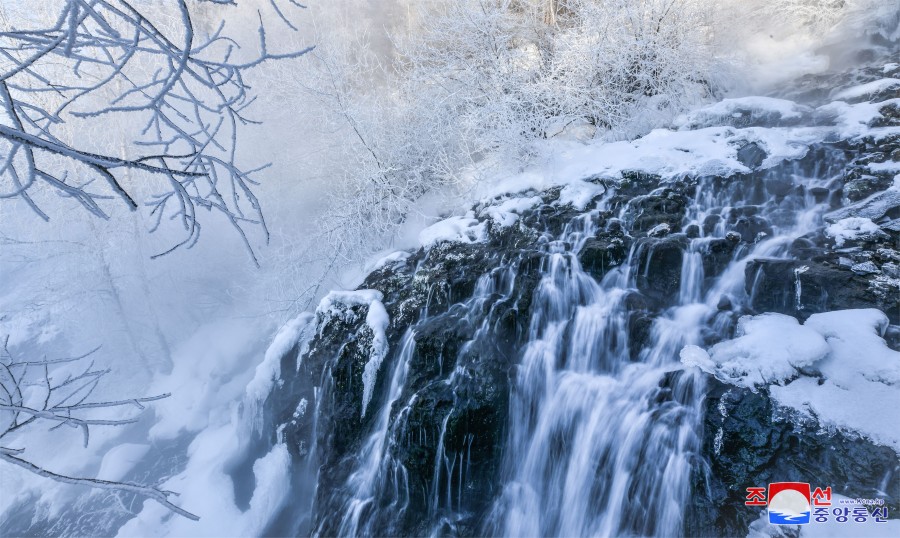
[313,0,723,260]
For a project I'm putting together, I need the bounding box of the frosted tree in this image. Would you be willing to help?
[314,0,723,261]
[0,0,312,265]
[0,336,198,520]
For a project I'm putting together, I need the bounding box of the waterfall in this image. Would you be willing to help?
[291,138,864,538]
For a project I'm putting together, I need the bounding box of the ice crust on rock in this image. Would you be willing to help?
[315,289,391,418]
[674,96,809,129]
[825,217,883,246]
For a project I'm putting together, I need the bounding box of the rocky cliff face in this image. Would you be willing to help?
[259,55,900,537]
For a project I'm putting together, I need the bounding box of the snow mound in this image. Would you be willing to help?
[480,195,543,227]
[825,217,883,246]
[674,97,809,130]
[367,250,412,273]
[687,313,829,387]
[96,443,151,482]
[317,289,384,324]
[418,214,488,247]
[683,309,900,452]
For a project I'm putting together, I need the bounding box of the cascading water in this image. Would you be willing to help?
[264,64,900,535]
[306,141,846,537]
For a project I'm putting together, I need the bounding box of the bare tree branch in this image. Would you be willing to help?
[0,335,195,520]
[0,449,200,521]
[0,0,312,265]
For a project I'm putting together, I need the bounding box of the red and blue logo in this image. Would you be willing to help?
[767,482,811,525]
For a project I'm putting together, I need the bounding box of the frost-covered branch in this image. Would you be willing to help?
[0,335,196,520]
[0,0,312,265]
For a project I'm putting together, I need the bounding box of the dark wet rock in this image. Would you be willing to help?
[633,235,689,305]
[789,237,821,260]
[701,238,739,280]
[726,211,772,243]
[885,325,900,351]
[686,378,900,537]
[808,186,830,203]
[764,174,794,197]
[579,229,630,278]
[624,188,690,235]
[717,295,733,311]
[826,187,900,222]
[745,258,900,323]
[738,142,768,170]
[703,214,722,235]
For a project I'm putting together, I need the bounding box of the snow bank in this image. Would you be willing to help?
[480,195,542,227]
[367,250,412,273]
[686,313,829,387]
[316,289,384,325]
[147,319,268,440]
[246,313,315,403]
[682,309,900,452]
[117,436,292,537]
[96,444,151,482]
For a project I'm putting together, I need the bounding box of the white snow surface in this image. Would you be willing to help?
[96,443,151,482]
[480,195,543,227]
[418,214,488,247]
[682,309,900,452]
[674,96,808,129]
[118,441,292,537]
[246,312,315,403]
[367,250,412,273]
[825,217,882,246]
[833,78,900,101]
[692,313,830,387]
[316,289,384,324]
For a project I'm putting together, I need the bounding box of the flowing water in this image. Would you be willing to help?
[309,145,849,537]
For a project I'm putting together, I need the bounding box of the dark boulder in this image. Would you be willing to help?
[633,235,689,306]
[686,377,900,537]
